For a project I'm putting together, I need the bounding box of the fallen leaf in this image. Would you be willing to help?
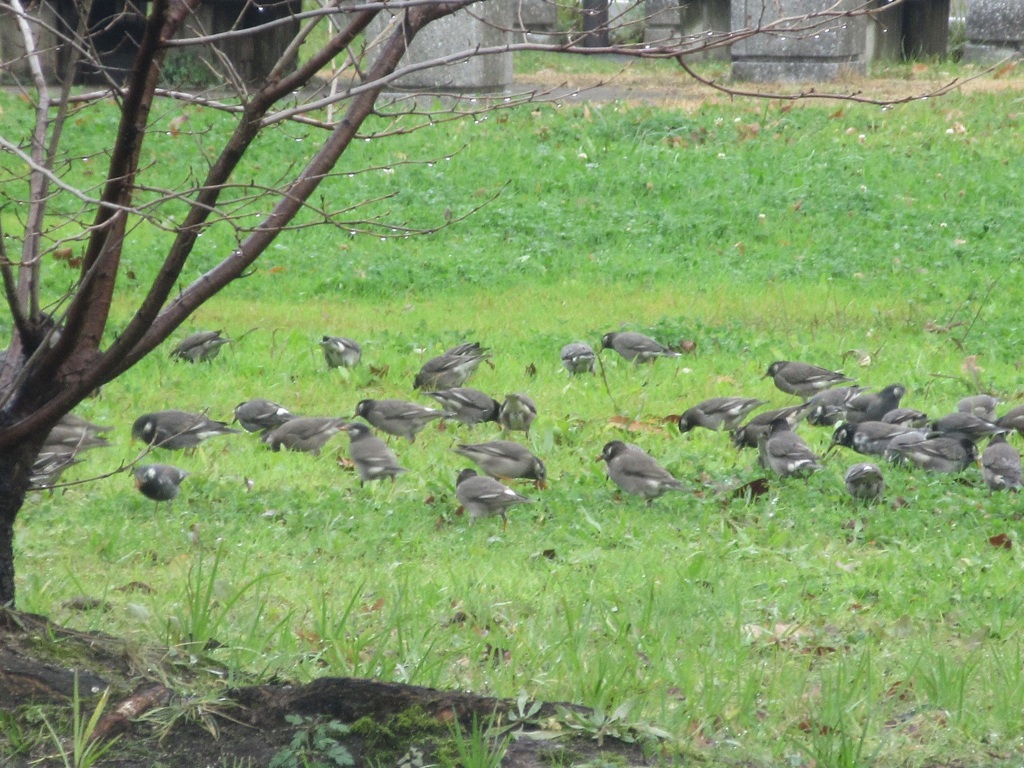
[989,533,1012,550]
[994,60,1018,79]
[729,477,770,500]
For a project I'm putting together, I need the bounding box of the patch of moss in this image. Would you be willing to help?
[348,706,450,763]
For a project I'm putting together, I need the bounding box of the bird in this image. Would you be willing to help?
[233,399,293,433]
[880,407,930,428]
[262,417,346,454]
[30,451,82,491]
[760,418,821,478]
[805,386,869,410]
[560,342,596,375]
[31,413,113,490]
[731,404,810,450]
[996,404,1024,437]
[131,410,239,450]
[455,468,532,529]
[169,330,231,363]
[805,403,846,427]
[52,412,112,438]
[930,412,1006,443]
[600,331,680,364]
[42,422,111,452]
[830,421,918,457]
[678,396,768,434]
[885,434,978,473]
[498,393,537,436]
[844,462,885,503]
[413,342,490,390]
[134,464,189,506]
[320,336,362,369]
[354,399,451,442]
[958,395,999,422]
[424,388,500,426]
[340,422,407,485]
[981,435,1022,492]
[453,441,547,487]
[597,440,686,503]
[804,386,870,426]
[883,430,929,466]
[765,361,854,399]
[842,384,906,424]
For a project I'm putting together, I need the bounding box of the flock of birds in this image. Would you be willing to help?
[31,328,1024,527]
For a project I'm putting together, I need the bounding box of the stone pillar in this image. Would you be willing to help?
[0,1,67,84]
[679,0,731,60]
[731,0,868,81]
[644,0,730,59]
[513,0,559,42]
[368,1,513,92]
[964,0,1024,63]
[643,0,683,43]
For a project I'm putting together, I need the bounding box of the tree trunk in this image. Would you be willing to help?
[0,435,40,607]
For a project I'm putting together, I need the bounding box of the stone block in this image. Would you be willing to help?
[369,1,513,91]
[731,0,868,81]
[964,0,1024,62]
[0,2,62,84]
[513,0,558,33]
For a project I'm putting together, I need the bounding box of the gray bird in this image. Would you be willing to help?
[765,361,854,399]
[262,417,346,454]
[340,422,407,485]
[883,430,929,466]
[830,421,917,457]
[453,441,547,487]
[806,386,869,410]
[760,418,821,478]
[32,413,112,490]
[930,412,1006,443]
[424,388,500,426]
[170,331,231,363]
[233,398,293,433]
[731,404,810,450]
[806,403,846,427]
[600,331,680,364]
[886,435,978,473]
[958,394,999,422]
[560,342,596,375]
[997,404,1024,436]
[498,393,537,436]
[43,423,111,452]
[981,435,1022,492]
[455,468,532,529]
[844,462,885,503]
[131,410,239,450]
[52,412,112,437]
[597,440,686,503]
[843,384,906,424]
[413,342,490,390]
[678,396,768,434]
[804,386,870,426]
[354,398,451,442]
[30,451,82,490]
[880,407,930,428]
[134,463,189,506]
[320,335,362,369]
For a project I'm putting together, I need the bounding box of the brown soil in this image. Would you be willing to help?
[0,609,657,767]
[515,60,1024,110]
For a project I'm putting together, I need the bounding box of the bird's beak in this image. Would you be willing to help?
[536,479,548,490]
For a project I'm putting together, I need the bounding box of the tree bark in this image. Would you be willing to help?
[0,434,40,606]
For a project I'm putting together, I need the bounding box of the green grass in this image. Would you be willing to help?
[5,65,1024,766]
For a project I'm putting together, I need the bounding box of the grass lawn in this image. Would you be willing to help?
[5,59,1024,766]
